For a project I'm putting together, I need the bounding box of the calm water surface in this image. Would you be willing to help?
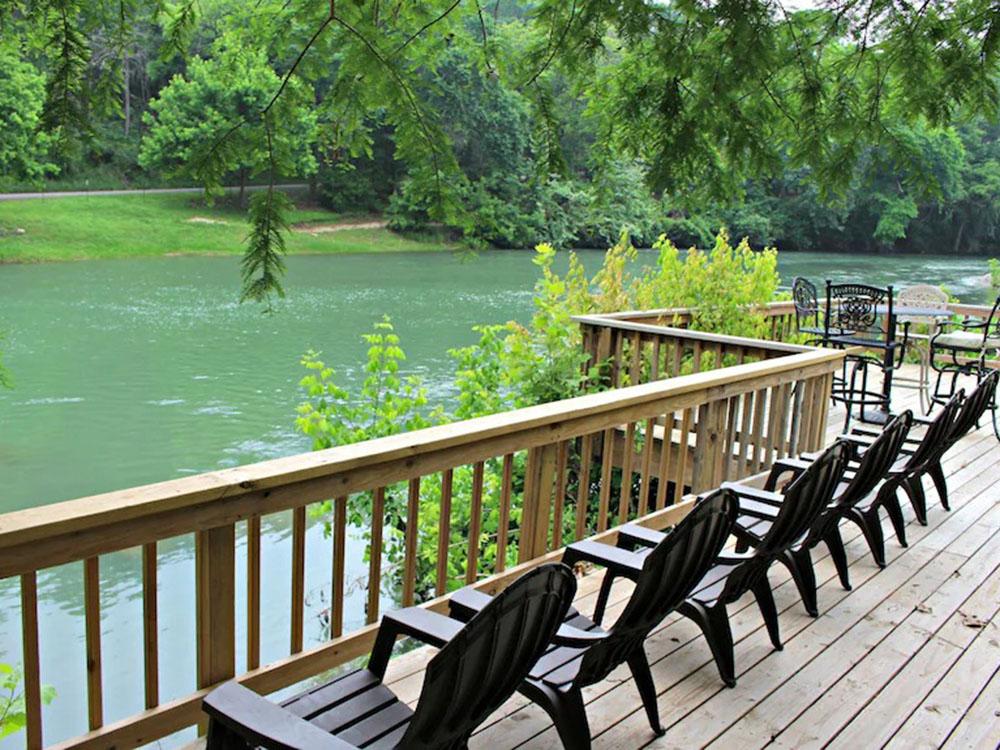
[0,250,993,745]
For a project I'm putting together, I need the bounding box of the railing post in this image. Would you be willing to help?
[519,443,558,563]
[196,524,235,692]
[691,400,726,493]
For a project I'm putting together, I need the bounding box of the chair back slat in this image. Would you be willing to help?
[792,277,821,331]
[404,564,576,749]
[575,489,737,685]
[906,393,963,469]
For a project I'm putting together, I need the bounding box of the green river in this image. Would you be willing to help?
[0,250,994,746]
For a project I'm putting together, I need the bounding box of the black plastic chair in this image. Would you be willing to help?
[449,489,737,749]
[202,563,577,750]
[615,441,850,688]
[792,277,824,343]
[856,371,997,525]
[929,295,1000,439]
[753,411,912,601]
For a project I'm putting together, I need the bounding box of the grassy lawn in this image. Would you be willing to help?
[0,192,452,262]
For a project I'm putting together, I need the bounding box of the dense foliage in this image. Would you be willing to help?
[295,231,781,603]
[3,0,1000,304]
[0,662,54,740]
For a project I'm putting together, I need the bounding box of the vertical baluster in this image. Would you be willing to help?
[612,331,624,386]
[551,443,569,548]
[436,470,453,597]
[637,417,656,516]
[692,341,703,373]
[246,517,260,670]
[750,387,768,473]
[21,572,42,750]
[651,339,662,380]
[142,542,159,708]
[674,408,694,497]
[403,478,420,606]
[466,463,485,584]
[655,411,675,509]
[519,444,558,562]
[83,557,103,730]
[618,422,636,524]
[737,390,755,480]
[629,331,641,386]
[330,497,347,638]
[672,340,683,376]
[787,381,805,456]
[290,506,306,650]
[722,395,740,481]
[575,435,593,539]
[496,454,513,572]
[764,384,787,469]
[712,342,723,371]
[366,488,385,624]
[598,428,615,531]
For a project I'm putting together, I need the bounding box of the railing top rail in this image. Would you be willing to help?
[582,300,797,322]
[0,346,844,567]
[572,314,812,354]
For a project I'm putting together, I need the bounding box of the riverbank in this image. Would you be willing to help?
[0,192,452,262]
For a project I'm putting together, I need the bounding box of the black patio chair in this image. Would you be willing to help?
[855,371,997,524]
[752,411,913,603]
[202,563,577,750]
[792,277,825,344]
[613,441,850,688]
[824,281,909,428]
[448,488,737,749]
[929,295,1000,440]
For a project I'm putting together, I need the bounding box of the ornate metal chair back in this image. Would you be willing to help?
[825,281,893,337]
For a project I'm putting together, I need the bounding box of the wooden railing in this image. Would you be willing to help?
[586,300,799,343]
[0,341,843,750]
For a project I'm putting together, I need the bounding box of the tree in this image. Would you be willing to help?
[0,42,56,183]
[139,46,318,206]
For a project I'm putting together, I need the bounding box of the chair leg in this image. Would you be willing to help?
[680,600,737,688]
[927,461,950,511]
[527,683,592,750]
[780,547,818,617]
[592,571,616,626]
[751,575,783,649]
[880,490,909,547]
[901,476,928,525]
[823,523,852,590]
[847,506,886,568]
[627,648,665,737]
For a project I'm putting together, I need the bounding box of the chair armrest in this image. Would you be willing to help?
[720,482,784,506]
[551,622,610,648]
[204,682,358,750]
[447,586,494,622]
[562,540,647,579]
[616,522,670,550]
[764,458,811,491]
[368,607,465,677]
[737,498,781,521]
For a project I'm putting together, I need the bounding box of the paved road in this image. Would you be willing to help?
[0,183,308,201]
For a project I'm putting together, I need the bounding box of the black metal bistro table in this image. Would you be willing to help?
[826,304,953,422]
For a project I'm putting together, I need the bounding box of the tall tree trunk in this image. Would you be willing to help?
[123,53,131,137]
[952,217,966,255]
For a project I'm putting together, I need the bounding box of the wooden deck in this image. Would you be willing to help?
[377,375,1000,749]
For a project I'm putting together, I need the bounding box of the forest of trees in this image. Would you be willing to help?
[3,0,1000,300]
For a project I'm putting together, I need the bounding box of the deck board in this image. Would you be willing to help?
[373,372,1000,749]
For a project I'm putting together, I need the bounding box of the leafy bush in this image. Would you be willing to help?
[0,662,55,740]
[989,258,1000,292]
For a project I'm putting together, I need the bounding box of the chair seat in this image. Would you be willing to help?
[525,611,604,691]
[282,668,413,749]
[934,331,1000,351]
